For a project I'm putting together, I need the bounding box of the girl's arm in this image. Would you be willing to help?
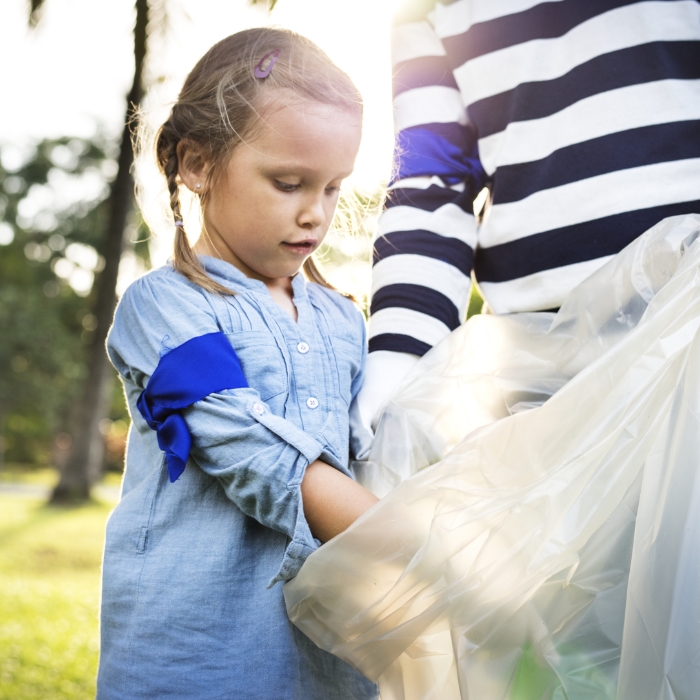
[301,460,379,543]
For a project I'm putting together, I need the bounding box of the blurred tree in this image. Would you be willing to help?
[25,0,281,503]
[50,0,150,503]
[0,136,140,470]
[24,0,151,502]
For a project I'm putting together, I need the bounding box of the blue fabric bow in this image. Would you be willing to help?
[136,332,249,483]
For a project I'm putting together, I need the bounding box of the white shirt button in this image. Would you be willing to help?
[297,342,310,354]
[252,403,265,415]
[306,397,319,409]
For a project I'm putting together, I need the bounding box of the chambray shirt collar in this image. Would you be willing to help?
[195,255,308,299]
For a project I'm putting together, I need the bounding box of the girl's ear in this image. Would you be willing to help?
[177,140,211,193]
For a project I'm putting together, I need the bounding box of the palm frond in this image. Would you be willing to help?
[29,0,46,27]
[249,0,279,10]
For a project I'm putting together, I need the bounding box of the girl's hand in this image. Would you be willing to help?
[301,460,379,543]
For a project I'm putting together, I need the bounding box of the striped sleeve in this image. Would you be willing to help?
[431,0,700,313]
[369,7,487,357]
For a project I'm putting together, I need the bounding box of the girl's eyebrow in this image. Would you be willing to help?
[262,163,354,179]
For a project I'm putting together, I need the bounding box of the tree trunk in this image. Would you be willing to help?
[50,0,149,504]
[0,412,5,474]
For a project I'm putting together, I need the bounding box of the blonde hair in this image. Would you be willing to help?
[152,28,363,295]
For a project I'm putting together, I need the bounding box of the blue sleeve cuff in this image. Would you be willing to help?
[268,488,320,587]
[268,534,319,587]
[137,332,248,482]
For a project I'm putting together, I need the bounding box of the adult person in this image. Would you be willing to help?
[355,0,700,441]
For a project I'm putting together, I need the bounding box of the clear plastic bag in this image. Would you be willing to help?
[285,214,700,700]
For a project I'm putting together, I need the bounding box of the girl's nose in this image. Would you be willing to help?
[298,194,326,230]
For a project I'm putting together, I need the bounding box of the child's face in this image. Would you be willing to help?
[197,95,362,288]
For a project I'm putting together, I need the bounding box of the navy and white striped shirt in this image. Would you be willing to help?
[369,0,700,358]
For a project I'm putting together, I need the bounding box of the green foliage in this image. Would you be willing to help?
[0,138,132,466]
[510,642,560,700]
[249,0,279,9]
[467,283,484,319]
[393,0,440,24]
[0,495,112,699]
[315,186,384,312]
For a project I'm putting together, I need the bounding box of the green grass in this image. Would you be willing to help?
[0,466,59,486]
[0,495,114,699]
[0,465,122,489]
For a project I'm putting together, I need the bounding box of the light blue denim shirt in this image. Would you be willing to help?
[97,257,377,700]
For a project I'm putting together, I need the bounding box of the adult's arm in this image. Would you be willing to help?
[356,4,488,436]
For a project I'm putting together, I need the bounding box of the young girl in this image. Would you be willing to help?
[97,28,379,699]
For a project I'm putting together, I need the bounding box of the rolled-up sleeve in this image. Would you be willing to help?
[185,389,328,584]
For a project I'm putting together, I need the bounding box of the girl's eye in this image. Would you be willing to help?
[274,180,299,192]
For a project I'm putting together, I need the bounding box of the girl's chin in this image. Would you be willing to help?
[248,262,306,285]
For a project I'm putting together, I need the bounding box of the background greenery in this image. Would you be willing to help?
[0,493,114,699]
[0,137,148,472]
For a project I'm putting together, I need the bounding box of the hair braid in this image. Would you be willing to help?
[156,125,234,295]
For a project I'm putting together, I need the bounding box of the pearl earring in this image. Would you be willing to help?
[195,183,202,190]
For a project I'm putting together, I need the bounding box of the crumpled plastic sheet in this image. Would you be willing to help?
[284,214,700,700]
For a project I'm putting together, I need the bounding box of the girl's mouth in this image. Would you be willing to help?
[282,240,316,254]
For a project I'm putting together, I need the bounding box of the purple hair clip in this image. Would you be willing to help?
[254,49,280,79]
